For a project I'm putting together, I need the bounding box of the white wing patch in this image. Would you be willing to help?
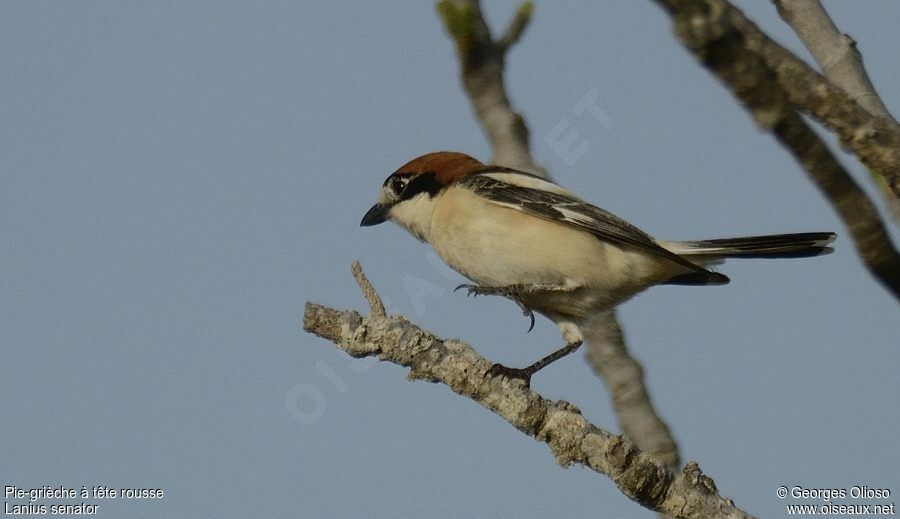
[479,172,576,197]
[556,206,598,227]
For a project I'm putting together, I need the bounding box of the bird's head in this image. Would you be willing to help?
[360,151,484,228]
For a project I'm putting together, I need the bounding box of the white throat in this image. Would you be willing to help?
[388,193,436,242]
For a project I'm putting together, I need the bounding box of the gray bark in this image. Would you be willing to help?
[773,0,900,218]
[303,265,754,519]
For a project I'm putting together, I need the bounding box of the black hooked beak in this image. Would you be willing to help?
[360,204,389,226]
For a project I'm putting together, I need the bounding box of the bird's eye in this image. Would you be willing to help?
[390,176,409,194]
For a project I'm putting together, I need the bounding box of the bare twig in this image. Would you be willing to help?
[351,260,385,318]
[497,1,533,52]
[772,0,899,218]
[436,0,682,473]
[772,113,900,297]
[585,312,680,467]
[302,268,755,519]
[653,0,900,300]
[436,0,546,175]
[657,0,900,203]
[772,0,895,122]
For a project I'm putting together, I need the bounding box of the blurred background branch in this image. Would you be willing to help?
[773,0,895,122]
[437,0,684,495]
[773,0,899,218]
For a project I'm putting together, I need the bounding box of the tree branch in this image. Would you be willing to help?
[584,313,680,468]
[351,260,385,318]
[653,0,900,300]
[497,1,533,53]
[772,0,899,218]
[772,0,895,123]
[657,0,900,203]
[436,0,546,175]
[303,265,755,519]
[436,0,682,474]
[773,112,900,298]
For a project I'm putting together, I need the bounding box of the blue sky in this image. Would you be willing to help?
[2,1,897,517]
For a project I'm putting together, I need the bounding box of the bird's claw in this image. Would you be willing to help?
[521,306,535,332]
[454,284,535,331]
[453,283,515,298]
[485,363,532,387]
[454,283,480,297]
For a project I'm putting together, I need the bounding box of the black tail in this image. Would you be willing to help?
[661,232,835,286]
[671,232,836,259]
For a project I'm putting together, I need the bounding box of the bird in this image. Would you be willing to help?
[360,151,835,385]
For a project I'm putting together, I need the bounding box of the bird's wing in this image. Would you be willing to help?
[460,171,711,274]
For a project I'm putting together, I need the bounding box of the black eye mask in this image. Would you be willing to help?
[397,171,442,200]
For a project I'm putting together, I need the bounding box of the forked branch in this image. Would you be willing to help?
[303,263,755,519]
[653,0,900,299]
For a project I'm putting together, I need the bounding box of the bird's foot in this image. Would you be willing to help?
[454,283,573,297]
[485,363,533,387]
[454,284,536,331]
[484,340,585,387]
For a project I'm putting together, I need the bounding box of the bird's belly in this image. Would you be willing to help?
[427,202,657,316]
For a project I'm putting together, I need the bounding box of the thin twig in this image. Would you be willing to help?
[351,260,385,318]
[772,112,900,298]
[657,0,900,203]
[498,1,534,52]
[772,0,895,122]
[772,0,899,219]
[436,0,546,175]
